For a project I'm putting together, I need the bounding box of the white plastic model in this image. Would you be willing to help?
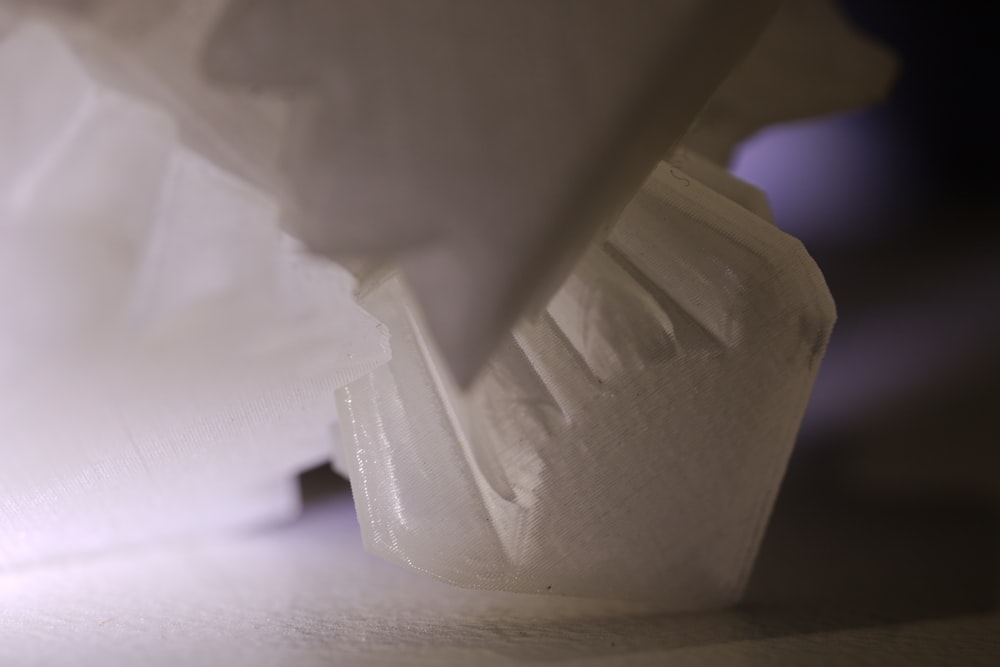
[335,159,835,607]
[0,1,895,612]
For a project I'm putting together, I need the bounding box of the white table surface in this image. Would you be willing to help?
[3,465,998,667]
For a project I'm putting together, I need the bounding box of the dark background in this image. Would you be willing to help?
[730,0,1000,626]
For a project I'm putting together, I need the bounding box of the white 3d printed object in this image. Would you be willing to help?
[0,1,894,612]
[334,159,834,607]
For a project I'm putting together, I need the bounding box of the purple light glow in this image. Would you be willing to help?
[731,110,910,246]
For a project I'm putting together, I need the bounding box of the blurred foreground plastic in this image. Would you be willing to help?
[0,23,387,568]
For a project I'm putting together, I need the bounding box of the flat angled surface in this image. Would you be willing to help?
[205,0,779,384]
